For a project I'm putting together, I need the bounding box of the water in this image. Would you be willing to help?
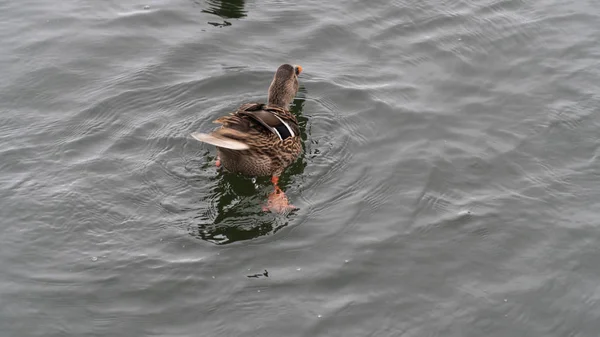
[2,0,600,336]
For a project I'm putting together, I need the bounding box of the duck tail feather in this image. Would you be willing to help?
[190,132,250,150]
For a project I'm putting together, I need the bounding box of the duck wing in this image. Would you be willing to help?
[191,103,299,150]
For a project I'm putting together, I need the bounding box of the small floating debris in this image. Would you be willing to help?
[317,314,322,318]
[296,268,302,271]
[247,269,269,278]
[344,260,349,263]
[91,256,98,262]
[143,5,150,10]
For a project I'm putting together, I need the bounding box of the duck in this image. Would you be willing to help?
[191,63,303,213]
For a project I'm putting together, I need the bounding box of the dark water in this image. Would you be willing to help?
[2,0,600,335]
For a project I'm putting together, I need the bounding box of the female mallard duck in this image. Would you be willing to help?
[191,63,303,213]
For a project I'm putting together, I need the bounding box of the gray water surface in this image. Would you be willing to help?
[2,0,600,336]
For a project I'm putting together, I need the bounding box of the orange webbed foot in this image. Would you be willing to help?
[263,188,296,213]
[262,176,296,214]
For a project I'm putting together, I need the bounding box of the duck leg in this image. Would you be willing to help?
[263,175,296,213]
[215,155,221,168]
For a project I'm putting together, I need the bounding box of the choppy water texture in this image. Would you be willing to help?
[2,0,600,335]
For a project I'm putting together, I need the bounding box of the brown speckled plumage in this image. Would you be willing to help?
[191,63,303,178]
[211,102,302,176]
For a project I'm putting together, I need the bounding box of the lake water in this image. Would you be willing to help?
[2,0,600,336]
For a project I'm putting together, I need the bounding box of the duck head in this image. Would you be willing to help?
[267,64,302,109]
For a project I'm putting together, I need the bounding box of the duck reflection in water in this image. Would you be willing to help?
[200,0,246,27]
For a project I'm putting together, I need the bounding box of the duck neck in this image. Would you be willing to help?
[267,79,293,110]
[267,91,292,110]
[267,98,290,110]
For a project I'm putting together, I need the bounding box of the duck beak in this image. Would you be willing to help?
[294,65,303,75]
